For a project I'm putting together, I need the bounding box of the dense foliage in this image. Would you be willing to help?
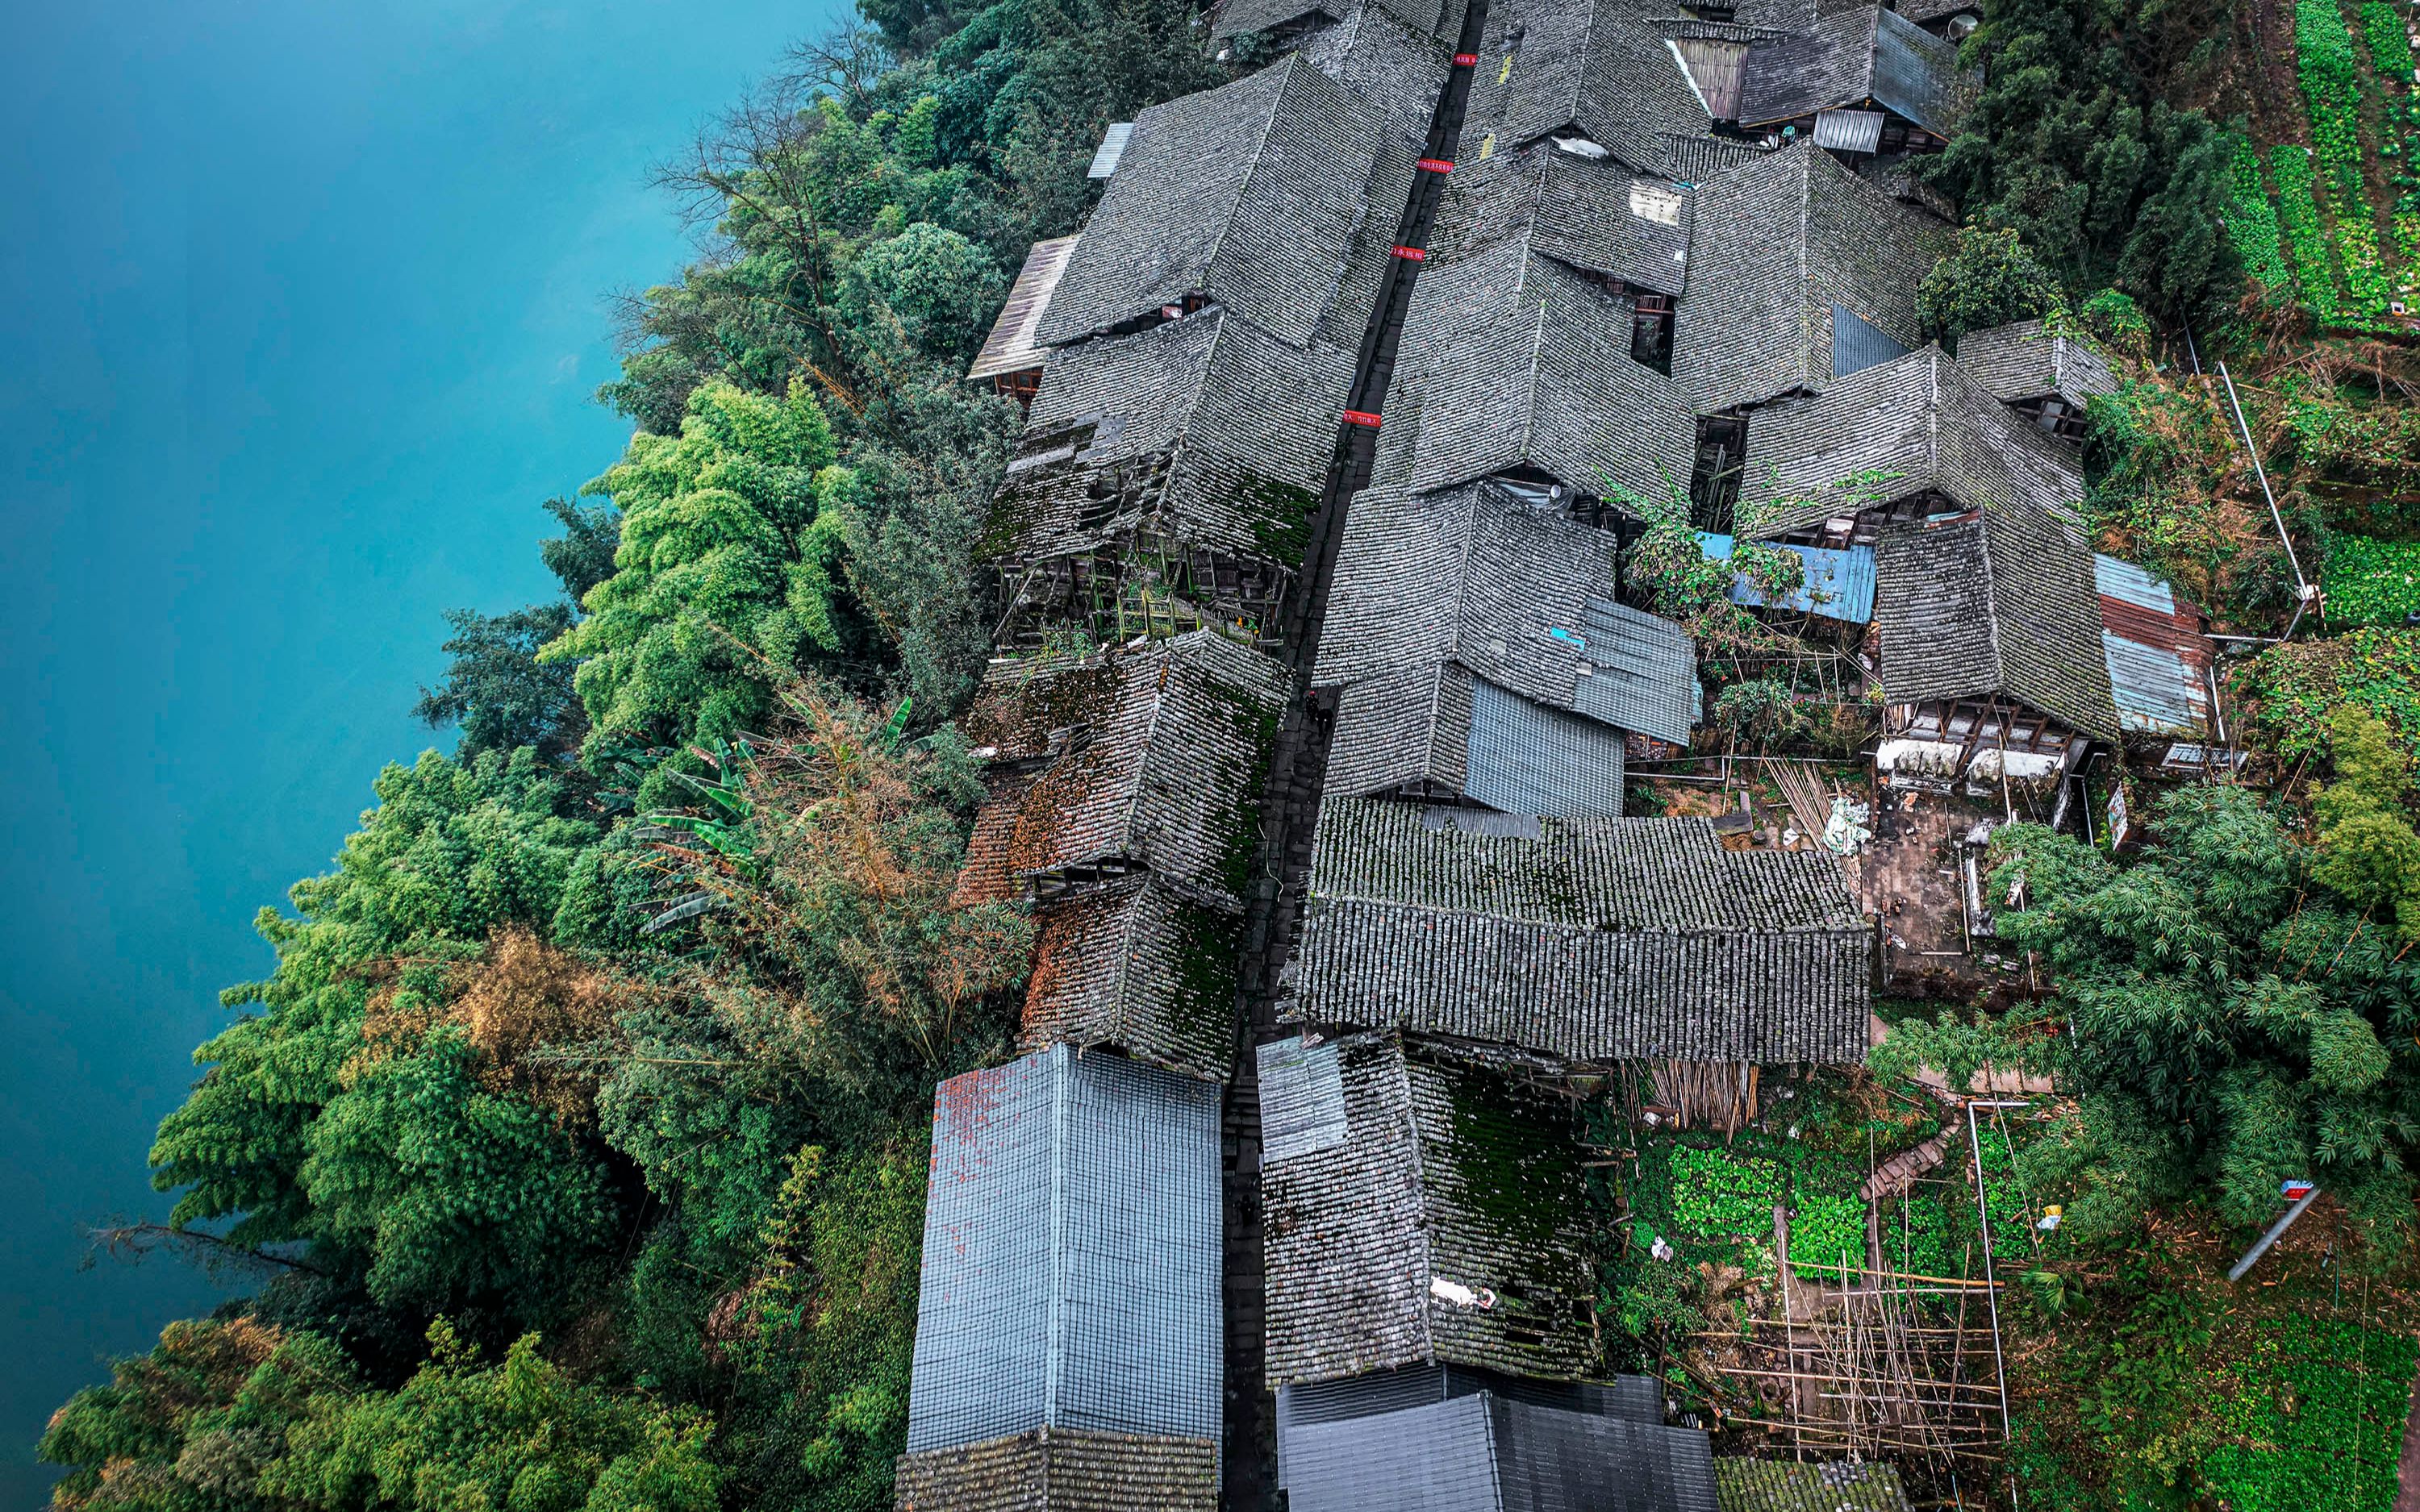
[1984,760,2420,1243]
[1922,0,2238,317]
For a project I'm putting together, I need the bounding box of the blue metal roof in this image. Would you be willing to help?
[1831,303,1911,378]
[906,1046,1224,1454]
[1281,1391,1721,1512]
[1465,677,1629,819]
[1569,598,1700,747]
[1699,534,1877,623]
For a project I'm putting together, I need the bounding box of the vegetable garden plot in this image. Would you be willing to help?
[2228,0,2420,331]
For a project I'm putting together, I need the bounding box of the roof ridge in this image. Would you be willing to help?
[1971,502,2007,694]
[1394,1041,1442,1364]
[1195,56,1307,303]
[1517,261,1552,467]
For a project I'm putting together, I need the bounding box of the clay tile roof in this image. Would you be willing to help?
[1462,0,1713,168]
[957,631,1290,907]
[1735,6,1978,136]
[1313,481,1698,810]
[1020,873,1241,1083]
[984,308,1351,571]
[1375,244,1696,504]
[1871,502,2122,740]
[1674,141,1953,412]
[1425,144,1695,296]
[1954,317,2122,410]
[1734,346,2085,538]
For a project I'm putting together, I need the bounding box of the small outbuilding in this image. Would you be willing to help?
[1258,1031,1600,1389]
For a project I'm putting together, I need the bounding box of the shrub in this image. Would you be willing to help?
[2324,534,2420,627]
[1921,227,2063,344]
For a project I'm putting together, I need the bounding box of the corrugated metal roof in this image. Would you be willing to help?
[1830,302,1909,377]
[1867,6,1975,135]
[1282,1391,1722,1511]
[967,235,1083,381]
[1571,598,1700,747]
[1812,106,1884,152]
[1259,1037,1350,1163]
[1087,122,1135,178]
[2092,552,2178,614]
[1700,533,1878,623]
[1465,675,1629,818]
[906,1047,1224,1454]
[2093,553,2213,737]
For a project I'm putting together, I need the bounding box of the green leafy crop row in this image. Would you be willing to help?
[2299,0,2395,318]
[2227,137,2299,294]
[2204,1315,2418,1512]
[2363,1,2420,306]
[2272,145,2345,320]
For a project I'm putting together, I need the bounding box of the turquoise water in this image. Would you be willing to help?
[0,1,830,1493]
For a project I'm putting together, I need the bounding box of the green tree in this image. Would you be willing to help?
[416,499,621,764]
[1921,0,2239,317]
[1920,225,2064,343]
[267,1324,717,1512]
[541,383,856,758]
[149,749,596,1260]
[1988,784,2420,1244]
[2309,703,2420,938]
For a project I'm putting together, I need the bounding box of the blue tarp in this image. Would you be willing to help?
[1698,533,1877,623]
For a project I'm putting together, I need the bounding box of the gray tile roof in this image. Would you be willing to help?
[1286,800,1875,1063]
[1462,0,1713,169]
[1375,245,1698,502]
[1022,874,1241,1083]
[1425,144,1695,297]
[985,308,1352,572]
[1211,0,1343,40]
[1713,1458,1916,1512]
[895,1427,1219,1512]
[1036,57,1384,348]
[1259,1032,1600,1389]
[1735,6,1979,136]
[1871,503,2123,739]
[1312,482,1694,814]
[906,1047,1223,1456]
[1297,5,1458,144]
[1673,141,1953,413]
[1734,346,2085,538]
[1282,1391,1722,1511]
[956,631,1290,907]
[1954,317,2122,410]
[1317,481,1697,739]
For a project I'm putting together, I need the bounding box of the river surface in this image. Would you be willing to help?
[0,1,835,1494]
